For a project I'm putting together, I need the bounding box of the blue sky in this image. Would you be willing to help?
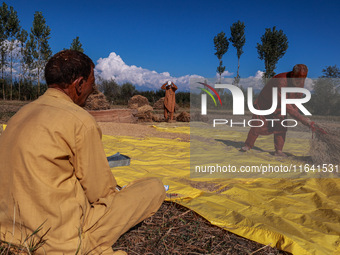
[4,0,340,90]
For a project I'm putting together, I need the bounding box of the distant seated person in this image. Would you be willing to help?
[241,64,324,157]
[0,50,165,254]
[161,81,178,121]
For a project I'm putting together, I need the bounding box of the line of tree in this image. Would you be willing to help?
[306,65,340,116]
[0,1,86,101]
[214,22,289,83]
[0,2,52,100]
[213,20,246,85]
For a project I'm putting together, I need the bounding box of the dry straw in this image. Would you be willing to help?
[309,124,340,165]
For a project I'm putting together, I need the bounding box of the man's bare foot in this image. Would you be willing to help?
[274,150,287,157]
[240,146,250,152]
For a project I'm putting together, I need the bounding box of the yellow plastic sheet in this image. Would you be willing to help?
[103,125,340,255]
[151,125,190,135]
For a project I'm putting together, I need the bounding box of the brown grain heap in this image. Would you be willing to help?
[128,95,150,109]
[153,97,165,109]
[133,105,154,122]
[84,87,110,110]
[176,111,190,122]
[309,124,340,165]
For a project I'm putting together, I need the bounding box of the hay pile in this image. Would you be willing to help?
[137,105,153,114]
[84,88,110,110]
[152,115,162,122]
[310,124,340,165]
[128,95,150,109]
[176,111,190,122]
[133,105,154,122]
[153,97,165,109]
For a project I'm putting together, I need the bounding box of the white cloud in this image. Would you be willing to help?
[214,70,265,90]
[94,52,202,91]
[254,70,264,79]
[304,78,314,91]
[216,70,233,77]
[95,54,316,93]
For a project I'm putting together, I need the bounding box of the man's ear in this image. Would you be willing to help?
[73,77,84,95]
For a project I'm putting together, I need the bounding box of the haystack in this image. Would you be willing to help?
[84,88,110,110]
[152,115,162,122]
[309,124,340,165]
[128,95,150,109]
[153,97,165,109]
[133,105,154,122]
[176,111,190,122]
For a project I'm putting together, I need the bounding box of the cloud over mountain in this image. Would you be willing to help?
[94,52,203,91]
[94,52,314,92]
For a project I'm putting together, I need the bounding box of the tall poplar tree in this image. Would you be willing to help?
[214,31,228,83]
[0,2,9,99]
[256,26,288,79]
[18,28,28,100]
[25,34,35,83]
[229,20,245,85]
[7,5,20,100]
[31,11,52,95]
[70,36,84,52]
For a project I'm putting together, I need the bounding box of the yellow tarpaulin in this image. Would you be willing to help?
[102,124,340,255]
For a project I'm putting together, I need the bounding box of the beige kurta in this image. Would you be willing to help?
[0,88,165,254]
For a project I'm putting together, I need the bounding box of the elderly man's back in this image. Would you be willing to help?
[0,88,116,253]
[0,88,165,254]
[0,50,165,254]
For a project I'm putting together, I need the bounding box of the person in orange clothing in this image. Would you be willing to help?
[161,81,178,121]
[241,64,322,157]
[0,50,165,255]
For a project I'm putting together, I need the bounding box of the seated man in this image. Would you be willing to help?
[0,50,165,254]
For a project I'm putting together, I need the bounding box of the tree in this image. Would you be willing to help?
[70,36,84,52]
[99,78,121,104]
[321,65,340,79]
[256,26,288,79]
[31,11,52,95]
[229,20,245,85]
[214,31,228,83]
[6,5,20,100]
[121,82,135,103]
[24,34,36,86]
[0,2,9,99]
[17,28,28,100]
[311,65,340,115]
